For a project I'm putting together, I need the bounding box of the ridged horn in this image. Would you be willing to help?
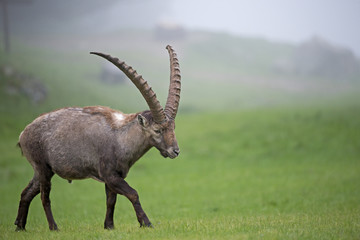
[164,45,181,119]
[90,52,166,123]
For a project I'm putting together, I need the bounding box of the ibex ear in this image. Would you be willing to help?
[137,114,149,128]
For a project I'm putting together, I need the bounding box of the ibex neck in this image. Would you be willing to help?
[115,119,152,177]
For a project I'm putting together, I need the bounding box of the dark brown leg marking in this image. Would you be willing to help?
[104,184,117,229]
[14,177,40,231]
[39,171,58,231]
[105,175,153,228]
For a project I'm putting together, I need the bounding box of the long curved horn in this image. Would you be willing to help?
[90,52,166,123]
[164,45,181,119]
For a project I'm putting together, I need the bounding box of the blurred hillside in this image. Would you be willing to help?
[275,36,360,79]
[1,29,360,120]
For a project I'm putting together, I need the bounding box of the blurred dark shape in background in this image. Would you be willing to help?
[1,64,47,104]
[99,61,127,85]
[155,21,186,41]
[1,0,36,54]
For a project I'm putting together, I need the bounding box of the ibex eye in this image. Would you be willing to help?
[154,129,162,134]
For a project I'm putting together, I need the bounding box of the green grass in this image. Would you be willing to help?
[1,107,359,239]
[1,31,360,239]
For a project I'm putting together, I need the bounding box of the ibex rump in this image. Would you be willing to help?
[15,45,181,231]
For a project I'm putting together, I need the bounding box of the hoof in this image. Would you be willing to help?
[104,225,114,230]
[49,224,58,231]
[104,220,115,230]
[15,226,25,232]
[140,222,154,228]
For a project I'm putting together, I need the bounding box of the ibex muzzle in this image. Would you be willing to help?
[15,45,181,231]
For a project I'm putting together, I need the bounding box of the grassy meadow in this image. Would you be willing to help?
[0,31,360,239]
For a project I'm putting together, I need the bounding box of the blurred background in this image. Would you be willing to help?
[0,0,360,238]
[1,0,360,112]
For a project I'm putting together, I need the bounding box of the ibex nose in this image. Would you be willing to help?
[173,148,180,156]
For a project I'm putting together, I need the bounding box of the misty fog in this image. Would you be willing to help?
[1,0,360,111]
[4,0,360,55]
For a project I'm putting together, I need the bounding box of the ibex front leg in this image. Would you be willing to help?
[104,184,117,229]
[104,174,152,228]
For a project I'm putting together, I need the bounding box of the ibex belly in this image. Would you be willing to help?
[44,131,101,180]
[34,108,110,181]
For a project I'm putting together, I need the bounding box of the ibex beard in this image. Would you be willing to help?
[14,45,181,231]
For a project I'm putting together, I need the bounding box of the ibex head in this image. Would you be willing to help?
[137,110,179,158]
[90,45,181,159]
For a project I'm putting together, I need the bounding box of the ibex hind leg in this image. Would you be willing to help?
[15,176,40,231]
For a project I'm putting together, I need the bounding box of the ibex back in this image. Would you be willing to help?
[15,45,181,231]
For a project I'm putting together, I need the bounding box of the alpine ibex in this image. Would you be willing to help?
[15,45,181,231]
